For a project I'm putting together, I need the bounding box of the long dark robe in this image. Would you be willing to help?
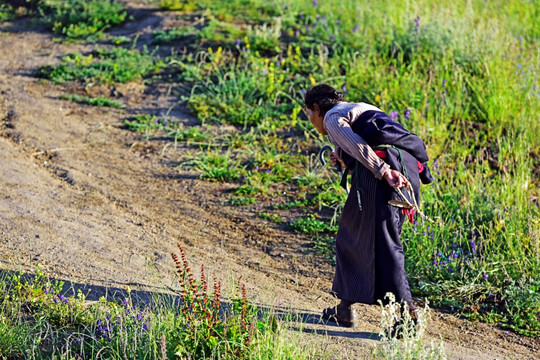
[331,147,419,305]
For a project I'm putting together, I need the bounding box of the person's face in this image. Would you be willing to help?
[304,103,327,135]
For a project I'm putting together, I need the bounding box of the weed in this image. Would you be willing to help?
[259,212,283,224]
[39,47,162,84]
[373,293,447,359]
[60,93,123,108]
[40,0,127,39]
[290,215,336,235]
[159,0,198,12]
[229,196,256,206]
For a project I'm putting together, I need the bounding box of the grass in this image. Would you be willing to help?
[29,0,540,339]
[0,247,319,359]
[39,47,163,84]
[40,0,127,39]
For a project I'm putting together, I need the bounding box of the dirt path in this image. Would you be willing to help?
[0,5,538,359]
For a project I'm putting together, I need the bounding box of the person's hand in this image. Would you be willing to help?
[383,169,409,188]
[329,151,346,169]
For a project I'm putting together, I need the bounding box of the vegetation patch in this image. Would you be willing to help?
[40,0,127,39]
[39,47,163,84]
[60,93,123,108]
[0,247,315,359]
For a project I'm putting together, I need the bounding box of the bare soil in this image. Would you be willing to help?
[0,3,538,359]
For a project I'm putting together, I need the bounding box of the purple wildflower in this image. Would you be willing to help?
[53,297,58,304]
[352,24,359,32]
[236,39,241,47]
[299,14,304,19]
[312,0,318,7]
[390,111,399,120]
[301,89,307,95]
[294,29,300,36]
[330,34,335,40]
[452,243,458,249]
[414,16,420,29]
[342,84,348,93]
[266,169,271,174]
[482,272,489,280]
[442,79,446,87]
[404,109,411,119]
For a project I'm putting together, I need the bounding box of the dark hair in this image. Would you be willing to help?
[304,84,344,114]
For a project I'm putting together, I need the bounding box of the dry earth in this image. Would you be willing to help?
[0,3,539,359]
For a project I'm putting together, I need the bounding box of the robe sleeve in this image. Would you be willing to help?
[324,112,390,180]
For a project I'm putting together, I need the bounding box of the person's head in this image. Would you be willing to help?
[303,84,344,135]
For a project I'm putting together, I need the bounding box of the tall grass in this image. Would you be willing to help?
[156,0,539,335]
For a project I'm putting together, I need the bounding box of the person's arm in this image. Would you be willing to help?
[324,112,390,180]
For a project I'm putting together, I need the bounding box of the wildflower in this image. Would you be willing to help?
[309,76,316,85]
[236,39,241,47]
[442,79,446,87]
[390,111,399,120]
[294,29,299,36]
[482,272,489,280]
[404,109,411,119]
[299,14,304,19]
[312,0,318,7]
[336,20,341,25]
[266,169,271,174]
[414,16,420,29]
[342,84,348,94]
[352,24,359,32]
[330,34,335,40]
[452,243,458,249]
[447,267,453,273]
[301,89,307,95]
[436,252,442,257]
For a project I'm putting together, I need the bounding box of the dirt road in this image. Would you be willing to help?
[0,5,538,359]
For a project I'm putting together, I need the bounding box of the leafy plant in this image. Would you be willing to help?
[290,215,336,235]
[40,0,127,39]
[39,47,162,84]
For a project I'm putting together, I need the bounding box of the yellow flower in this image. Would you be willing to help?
[309,76,316,85]
[126,285,131,294]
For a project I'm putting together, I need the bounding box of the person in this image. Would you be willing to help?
[303,84,433,328]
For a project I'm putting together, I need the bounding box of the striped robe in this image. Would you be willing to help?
[324,102,417,306]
